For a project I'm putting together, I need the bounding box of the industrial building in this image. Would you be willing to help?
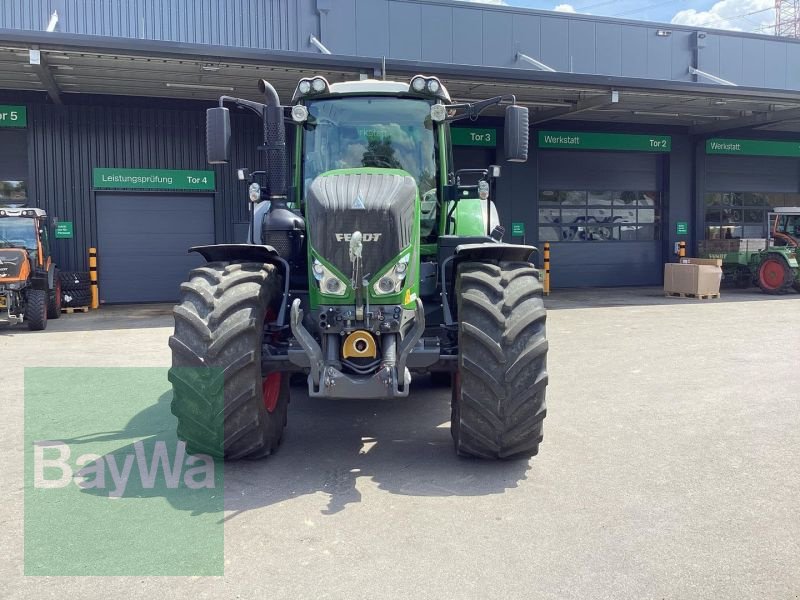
[2,0,800,300]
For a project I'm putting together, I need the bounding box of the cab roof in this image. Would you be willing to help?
[0,206,47,218]
[324,78,451,102]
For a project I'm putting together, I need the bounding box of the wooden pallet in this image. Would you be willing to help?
[664,291,720,300]
[61,305,90,314]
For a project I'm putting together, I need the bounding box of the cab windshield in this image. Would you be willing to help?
[303,96,436,193]
[0,217,37,250]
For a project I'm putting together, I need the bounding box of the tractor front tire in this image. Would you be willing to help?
[168,262,288,460]
[757,255,794,294]
[26,288,48,331]
[452,261,548,459]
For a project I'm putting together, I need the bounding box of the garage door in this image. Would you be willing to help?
[703,155,800,241]
[96,193,214,303]
[538,151,664,288]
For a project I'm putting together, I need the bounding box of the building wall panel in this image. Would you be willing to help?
[420,4,452,64]
[569,19,596,75]
[646,28,672,81]
[539,16,569,73]
[718,36,744,85]
[13,97,261,272]
[354,0,389,57]
[594,22,622,77]
[620,25,648,79]
[3,0,800,90]
[451,6,483,66]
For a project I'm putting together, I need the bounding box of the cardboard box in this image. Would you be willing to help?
[664,258,722,296]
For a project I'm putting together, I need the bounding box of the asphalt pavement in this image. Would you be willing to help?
[2,288,799,599]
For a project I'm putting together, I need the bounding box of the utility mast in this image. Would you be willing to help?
[775,0,800,37]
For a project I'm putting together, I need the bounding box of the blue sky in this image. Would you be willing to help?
[459,0,777,34]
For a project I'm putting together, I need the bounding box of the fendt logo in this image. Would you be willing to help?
[335,233,382,242]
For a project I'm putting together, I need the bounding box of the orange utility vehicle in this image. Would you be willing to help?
[0,205,60,330]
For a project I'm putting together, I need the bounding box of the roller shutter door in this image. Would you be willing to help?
[703,155,800,241]
[538,151,664,287]
[96,193,214,303]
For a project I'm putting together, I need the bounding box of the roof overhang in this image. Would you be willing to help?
[3,28,800,135]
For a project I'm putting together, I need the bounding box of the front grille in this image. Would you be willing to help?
[306,172,416,277]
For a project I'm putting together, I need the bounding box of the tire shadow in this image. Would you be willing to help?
[73,381,533,517]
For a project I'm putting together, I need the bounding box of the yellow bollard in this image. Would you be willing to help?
[543,241,551,296]
[89,247,99,309]
[678,240,686,260]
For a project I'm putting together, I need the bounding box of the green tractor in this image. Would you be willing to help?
[168,75,548,460]
[752,208,800,294]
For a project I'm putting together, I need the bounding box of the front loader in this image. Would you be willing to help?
[168,75,548,460]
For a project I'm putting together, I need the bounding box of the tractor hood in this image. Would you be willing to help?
[306,170,416,281]
[0,248,30,283]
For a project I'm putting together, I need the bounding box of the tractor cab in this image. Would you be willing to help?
[771,208,800,247]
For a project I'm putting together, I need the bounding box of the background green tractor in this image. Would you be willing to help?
[168,75,548,460]
[752,208,800,294]
[699,208,800,294]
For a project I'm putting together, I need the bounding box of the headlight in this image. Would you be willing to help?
[295,76,329,100]
[313,259,347,296]
[312,260,325,280]
[325,277,343,294]
[408,75,449,101]
[291,105,309,123]
[311,77,326,92]
[377,276,396,294]
[430,104,447,122]
[248,182,261,203]
[373,255,410,296]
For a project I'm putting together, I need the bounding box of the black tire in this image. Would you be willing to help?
[59,271,90,291]
[452,261,548,459]
[756,255,794,295]
[26,288,48,331]
[62,288,91,307]
[47,273,62,319]
[168,262,288,460]
[793,281,800,293]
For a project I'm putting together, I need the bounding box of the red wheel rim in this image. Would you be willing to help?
[261,307,280,412]
[262,372,281,413]
[760,259,785,290]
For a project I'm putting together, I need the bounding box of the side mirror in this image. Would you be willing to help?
[206,107,231,164]
[504,105,529,163]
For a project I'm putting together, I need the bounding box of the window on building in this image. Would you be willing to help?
[539,190,661,242]
[0,180,27,202]
[0,130,28,203]
[704,192,800,240]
